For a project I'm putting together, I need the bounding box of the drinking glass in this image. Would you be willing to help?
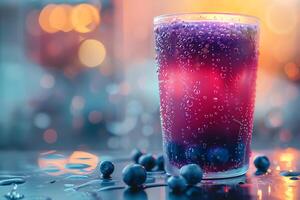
[154,13,260,179]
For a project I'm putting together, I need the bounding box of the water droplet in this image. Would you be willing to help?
[5,184,24,200]
[186,100,193,107]
[218,106,224,111]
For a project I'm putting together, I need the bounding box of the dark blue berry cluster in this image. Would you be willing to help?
[130,149,165,172]
[167,164,203,193]
[120,149,166,188]
[100,148,271,194]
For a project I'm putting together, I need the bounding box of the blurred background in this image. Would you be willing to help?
[0,0,300,151]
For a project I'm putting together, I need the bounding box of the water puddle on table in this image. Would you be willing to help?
[4,184,24,200]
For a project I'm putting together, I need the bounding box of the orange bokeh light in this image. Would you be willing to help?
[284,62,300,81]
[265,2,298,35]
[68,151,99,174]
[71,4,100,33]
[49,4,73,32]
[38,151,99,176]
[39,4,58,33]
[39,3,100,33]
[38,151,68,176]
[78,39,106,67]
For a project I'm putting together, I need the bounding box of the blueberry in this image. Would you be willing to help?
[180,164,203,185]
[185,145,205,163]
[166,142,186,163]
[131,149,144,163]
[207,147,229,165]
[99,161,114,178]
[138,154,156,171]
[167,176,187,193]
[156,155,165,171]
[254,156,270,172]
[122,164,147,188]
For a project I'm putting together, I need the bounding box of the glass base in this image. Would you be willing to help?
[165,163,249,179]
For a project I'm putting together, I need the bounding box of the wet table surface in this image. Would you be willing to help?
[0,149,300,200]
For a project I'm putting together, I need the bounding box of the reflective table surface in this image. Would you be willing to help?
[0,148,300,200]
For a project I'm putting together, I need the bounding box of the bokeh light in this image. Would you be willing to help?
[43,129,58,144]
[265,1,298,35]
[71,3,100,33]
[284,62,300,81]
[49,4,72,32]
[38,152,67,176]
[68,151,99,174]
[34,113,51,129]
[279,150,295,168]
[38,151,98,176]
[40,74,55,89]
[39,3,99,33]
[61,4,74,32]
[39,4,58,33]
[88,111,102,124]
[78,39,106,67]
[71,96,85,111]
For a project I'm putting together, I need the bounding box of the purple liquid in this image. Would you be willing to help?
[154,19,259,177]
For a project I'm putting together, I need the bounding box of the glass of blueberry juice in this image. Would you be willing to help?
[154,13,260,178]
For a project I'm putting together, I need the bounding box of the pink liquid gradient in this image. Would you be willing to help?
[155,19,259,176]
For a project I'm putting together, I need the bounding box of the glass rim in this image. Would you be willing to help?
[154,12,260,25]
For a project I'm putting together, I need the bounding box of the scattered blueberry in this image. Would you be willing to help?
[122,164,147,188]
[254,156,270,172]
[180,164,203,185]
[138,154,156,171]
[100,161,115,178]
[207,147,229,165]
[156,155,165,171]
[280,171,300,177]
[167,176,187,193]
[166,142,186,163]
[131,149,144,163]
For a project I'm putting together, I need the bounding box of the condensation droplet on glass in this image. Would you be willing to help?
[218,105,224,111]
[187,100,193,107]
